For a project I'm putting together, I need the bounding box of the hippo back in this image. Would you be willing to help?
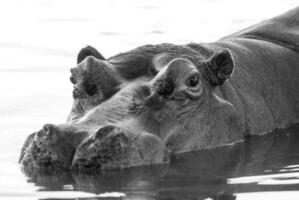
[223,6,299,53]
[208,7,299,135]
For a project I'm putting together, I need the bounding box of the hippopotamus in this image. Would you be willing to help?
[19,7,299,171]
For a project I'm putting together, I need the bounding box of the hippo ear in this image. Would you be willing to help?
[77,46,105,64]
[205,49,234,86]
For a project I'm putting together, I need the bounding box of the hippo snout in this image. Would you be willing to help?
[72,125,168,171]
[19,124,77,169]
[33,124,59,144]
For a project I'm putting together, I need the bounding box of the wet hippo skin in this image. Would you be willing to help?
[20,7,299,171]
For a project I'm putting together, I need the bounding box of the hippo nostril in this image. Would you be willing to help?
[34,130,43,141]
[40,124,59,143]
[43,124,54,136]
[34,124,53,141]
[156,79,174,97]
[72,88,80,98]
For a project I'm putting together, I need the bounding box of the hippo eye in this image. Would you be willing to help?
[83,80,98,96]
[70,76,76,84]
[186,73,199,87]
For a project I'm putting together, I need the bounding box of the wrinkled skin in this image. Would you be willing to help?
[20,7,299,171]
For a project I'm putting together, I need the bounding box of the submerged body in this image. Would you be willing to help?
[20,7,299,170]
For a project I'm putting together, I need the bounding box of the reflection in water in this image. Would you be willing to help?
[22,124,299,200]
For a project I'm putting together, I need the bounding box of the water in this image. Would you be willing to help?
[1,0,299,199]
[15,124,299,199]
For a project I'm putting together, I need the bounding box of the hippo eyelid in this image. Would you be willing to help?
[186,73,200,87]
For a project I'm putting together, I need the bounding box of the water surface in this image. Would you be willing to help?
[19,124,299,200]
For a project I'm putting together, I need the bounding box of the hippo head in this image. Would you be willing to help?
[67,46,152,122]
[139,48,242,152]
[20,44,243,171]
[148,49,234,108]
[67,49,120,121]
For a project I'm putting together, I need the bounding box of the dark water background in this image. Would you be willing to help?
[1,0,299,199]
